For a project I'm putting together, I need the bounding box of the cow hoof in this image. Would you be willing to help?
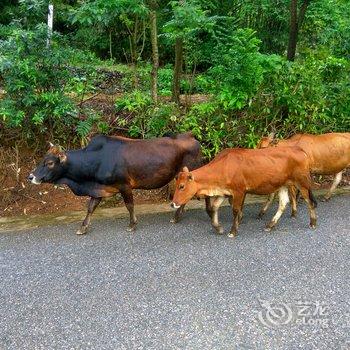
[227,233,236,238]
[170,218,178,224]
[310,224,317,230]
[322,196,330,202]
[264,226,272,232]
[257,212,264,220]
[76,227,87,235]
[214,226,224,235]
[126,226,136,232]
[291,212,297,218]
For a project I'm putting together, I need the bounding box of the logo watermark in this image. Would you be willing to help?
[257,299,330,328]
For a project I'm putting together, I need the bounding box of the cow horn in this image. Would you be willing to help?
[48,142,55,148]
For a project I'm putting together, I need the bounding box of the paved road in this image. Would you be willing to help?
[0,195,349,350]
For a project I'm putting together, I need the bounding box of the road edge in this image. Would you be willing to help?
[1,187,349,233]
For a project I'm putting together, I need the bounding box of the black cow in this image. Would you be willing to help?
[28,133,210,234]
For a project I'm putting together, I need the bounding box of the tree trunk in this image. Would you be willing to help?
[172,37,183,104]
[131,18,139,88]
[298,0,311,28]
[287,0,310,61]
[46,3,53,47]
[150,10,159,103]
[109,29,113,60]
[287,0,298,61]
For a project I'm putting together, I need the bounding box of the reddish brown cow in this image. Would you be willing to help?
[171,147,317,237]
[257,132,350,217]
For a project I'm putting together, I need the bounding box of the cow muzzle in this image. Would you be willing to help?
[171,202,181,209]
[28,174,41,185]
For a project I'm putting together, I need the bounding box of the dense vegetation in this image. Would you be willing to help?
[0,0,349,157]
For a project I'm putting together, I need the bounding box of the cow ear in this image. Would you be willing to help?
[182,166,189,173]
[188,173,194,181]
[268,132,275,141]
[58,152,67,163]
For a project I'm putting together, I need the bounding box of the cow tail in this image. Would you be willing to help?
[309,189,318,208]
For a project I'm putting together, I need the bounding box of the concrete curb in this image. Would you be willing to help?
[0,187,349,233]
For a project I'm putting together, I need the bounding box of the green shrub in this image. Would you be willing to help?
[158,64,173,96]
[179,101,230,158]
[0,25,102,144]
[207,28,266,110]
[248,53,350,137]
[115,90,180,138]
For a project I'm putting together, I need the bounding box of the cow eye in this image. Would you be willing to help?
[46,161,54,168]
[179,184,185,190]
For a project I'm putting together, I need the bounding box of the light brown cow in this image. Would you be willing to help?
[171,147,317,237]
[257,132,350,217]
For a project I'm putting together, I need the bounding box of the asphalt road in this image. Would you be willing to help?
[0,194,349,350]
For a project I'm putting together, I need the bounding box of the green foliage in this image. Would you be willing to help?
[301,0,350,57]
[179,101,232,158]
[115,90,180,138]
[75,110,109,145]
[157,65,173,96]
[72,0,148,27]
[0,0,349,155]
[157,64,207,96]
[163,0,215,42]
[0,25,101,143]
[207,28,266,110]
[72,0,149,63]
[247,53,350,137]
[113,40,349,158]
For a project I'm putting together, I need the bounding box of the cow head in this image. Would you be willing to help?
[171,167,197,208]
[28,143,67,184]
[257,132,276,149]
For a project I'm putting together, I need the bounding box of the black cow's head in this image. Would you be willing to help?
[28,143,67,184]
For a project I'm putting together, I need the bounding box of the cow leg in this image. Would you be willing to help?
[258,193,275,218]
[76,197,102,235]
[265,187,289,232]
[170,205,185,223]
[228,196,243,223]
[289,185,298,218]
[171,196,212,223]
[205,196,213,219]
[120,187,137,232]
[228,192,245,238]
[323,171,343,201]
[299,187,317,229]
[211,196,225,234]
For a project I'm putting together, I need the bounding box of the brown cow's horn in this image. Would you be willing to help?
[183,166,189,173]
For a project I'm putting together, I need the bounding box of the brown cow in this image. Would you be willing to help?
[29,132,211,234]
[171,147,317,237]
[257,132,350,217]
